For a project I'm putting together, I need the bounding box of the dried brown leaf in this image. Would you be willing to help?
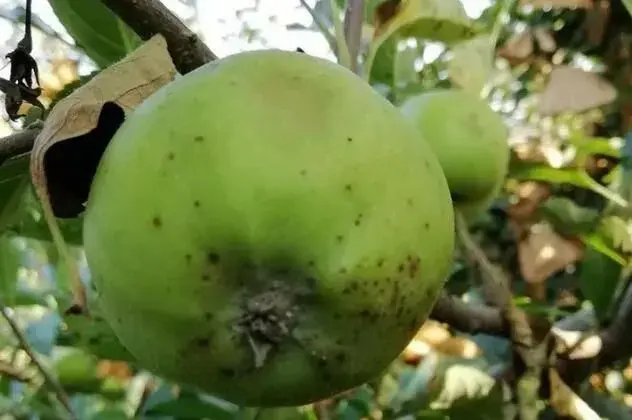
[583,0,610,46]
[518,223,584,285]
[29,34,178,313]
[507,181,552,223]
[538,66,617,115]
[499,31,534,63]
[31,34,177,218]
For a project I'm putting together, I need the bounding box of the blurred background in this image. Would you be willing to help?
[1,0,632,419]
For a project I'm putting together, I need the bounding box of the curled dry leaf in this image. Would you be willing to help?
[518,222,585,286]
[29,34,178,313]
[498,31,534,64]
[507,181,552,223]
[538,66,617,115]
[31,34,178,218]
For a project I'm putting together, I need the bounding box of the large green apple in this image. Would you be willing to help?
[82,49,455,407]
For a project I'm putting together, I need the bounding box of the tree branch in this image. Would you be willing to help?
[343,0,364,74]
[99,0,217,74]
[0,304,76,419]
[430,292,509,336]
[0,127,39,165]
[455,211,541,420]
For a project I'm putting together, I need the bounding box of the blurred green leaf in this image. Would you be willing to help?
[510,163,628,207]
[0,155,30,234]
[538,196,601,236]
[364,0,476,81]
[580,231,627,266]
[0,235,22,306]
[144,394,236,419]
[58,309,136,363]
[89,408,130,420]
[47,0,142,68]
[448,34,495,95]
[578,247,623,320]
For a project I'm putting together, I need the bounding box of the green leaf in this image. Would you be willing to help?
[538,196,601,236]
[89,408,130,420]
[510,163,628,207]
[580,231,627,266]
[0,235,22,306]
[578,247,623,320]
[47,0,142,68]
[144,395,236,419]
[364,0,477,81]
[0,154,30,233]
[58,305,136,363]
[447,34,495,95]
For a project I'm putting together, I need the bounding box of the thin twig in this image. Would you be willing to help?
[430,292,509,336]
[0,305,76,419]
[455,211,540,420]
[298,0,337,52]
[98,0,217,74]
[0,127,39,165]
[343,0,364,74]
[329,0,352,69]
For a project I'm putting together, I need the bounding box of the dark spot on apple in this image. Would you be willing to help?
[152,216,162,228]
[336,235,344,242]
[345,184,352,192]
[204,312,213,321]
[397,263,405,273]
[194,200,201,208]
[185,254,192,263]
[195,337,210,348]
[377,258,385,267]
[305,277,317,288]
[201,274,210,282]
[300,169,307,176]
[347,137,353,142]
[167,152,175,160]
[207,252,220,264]
[220,368,236,377]
[408,256,420,278]
[424,222,430,230]
[194,135,204,142]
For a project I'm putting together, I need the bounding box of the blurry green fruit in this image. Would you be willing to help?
[399,89,510,220]
[82,49,455,407]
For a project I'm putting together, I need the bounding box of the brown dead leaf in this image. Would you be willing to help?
[29,34,178,313]
[507,181,552,223]
[520,0,592,8]
[538,66,617,115]
[518,223,584,286]
[498,31,534,64]
[31,34,177,219]
[373,0,400,28]
[583,0,610,46]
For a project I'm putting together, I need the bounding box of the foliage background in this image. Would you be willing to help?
[1,0,632,419]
